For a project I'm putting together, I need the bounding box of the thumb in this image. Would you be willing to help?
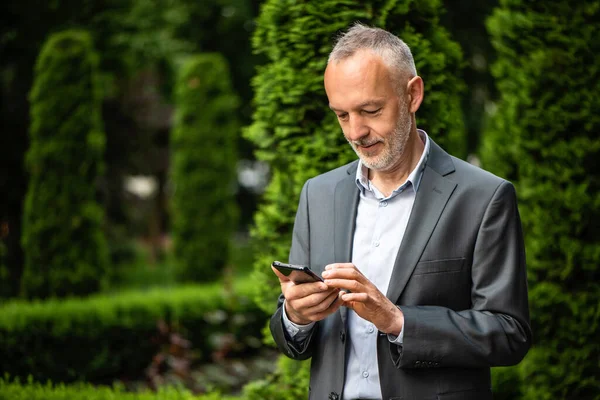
[271,266,291,283]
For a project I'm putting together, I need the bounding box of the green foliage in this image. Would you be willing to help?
[483,2,600,398]
[245,0,465,313]
[20,30,108,299]
[170,53,239,282]
[0,377,237,400]
[439,0,499,154]
[101,245,178,292]
[0,280,267,384]
[240,356,310,400]
[1,0,261,301]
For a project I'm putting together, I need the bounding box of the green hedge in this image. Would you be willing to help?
[170,53,239,283]
[483,1,600,399]
[239,357,310,400]
[21,29,108,299]
[0,378,235,400]
[0,280,267,384]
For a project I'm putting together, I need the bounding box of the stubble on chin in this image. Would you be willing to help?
[348,117,411,172]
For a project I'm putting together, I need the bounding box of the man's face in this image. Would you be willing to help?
[324,50,412,171]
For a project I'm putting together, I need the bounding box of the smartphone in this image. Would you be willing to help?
[272,261,324,284]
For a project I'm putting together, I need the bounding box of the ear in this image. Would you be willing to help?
[406,76,424,114]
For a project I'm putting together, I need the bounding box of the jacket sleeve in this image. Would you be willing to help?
[270,179,319,360]
[391,181,532,369]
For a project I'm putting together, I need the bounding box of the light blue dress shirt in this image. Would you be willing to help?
[283,130,430,400]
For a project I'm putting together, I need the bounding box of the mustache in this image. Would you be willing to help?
[347,137,384,147]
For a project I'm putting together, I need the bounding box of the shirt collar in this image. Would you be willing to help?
[355,129,430,196]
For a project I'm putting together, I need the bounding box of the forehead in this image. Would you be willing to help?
[324,50,397,109]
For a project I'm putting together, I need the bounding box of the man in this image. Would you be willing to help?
[270,23,531,400]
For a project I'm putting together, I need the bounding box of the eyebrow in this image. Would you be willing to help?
[329,99,385,112]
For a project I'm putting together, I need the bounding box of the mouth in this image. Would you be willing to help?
[357,141,382,151]
[360,142,379,149]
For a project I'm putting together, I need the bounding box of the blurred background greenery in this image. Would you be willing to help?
[0,0,598,399]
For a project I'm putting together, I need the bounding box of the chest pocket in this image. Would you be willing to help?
[413,257,464,275]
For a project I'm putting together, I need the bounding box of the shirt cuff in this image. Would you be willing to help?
[282,300,315,339]
[387,307,405,344]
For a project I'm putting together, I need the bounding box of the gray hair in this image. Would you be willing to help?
[328,23,417,78]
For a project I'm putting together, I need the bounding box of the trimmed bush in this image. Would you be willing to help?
[170,53,239,283]
[0,378,235,400]
[21,30,108,299]
[0,280,267,384]
[240,357,311,400]
[483,2,600,399]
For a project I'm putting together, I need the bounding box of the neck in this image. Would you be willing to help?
[369,127,425,197]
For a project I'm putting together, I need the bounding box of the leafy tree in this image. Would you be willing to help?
[245,0,465,314]
[483,2,600,398]
[170,53,239,282]
[21,30,109,298]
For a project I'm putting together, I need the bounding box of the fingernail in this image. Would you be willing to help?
[322,271,330,277]
[325,264,333,270]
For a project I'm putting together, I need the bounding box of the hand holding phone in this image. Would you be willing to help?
[271,261,324,284]
[271,261,341,324]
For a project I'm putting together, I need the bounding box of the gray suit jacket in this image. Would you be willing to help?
[270,140,532,400]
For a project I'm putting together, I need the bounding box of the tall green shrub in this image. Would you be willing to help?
[245,0,466,314]
[483,2,600,399]
[21,30,108,299]
[171,53,239,282]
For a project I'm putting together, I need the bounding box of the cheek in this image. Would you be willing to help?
[371,119,398,137]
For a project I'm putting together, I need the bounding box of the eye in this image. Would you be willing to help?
[363,108,381,115]
[336,113,349,121]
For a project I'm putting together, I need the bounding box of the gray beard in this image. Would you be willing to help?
[348,109,412,172]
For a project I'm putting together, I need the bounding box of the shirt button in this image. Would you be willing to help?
[374,241,380,247]
[367,326,375,333]
[380,201,388,207]
[362,371,369,378]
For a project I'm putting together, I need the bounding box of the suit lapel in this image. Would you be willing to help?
[385,142,457,303]
[334,162,360,327]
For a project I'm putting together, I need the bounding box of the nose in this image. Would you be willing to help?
[345,114,369,141]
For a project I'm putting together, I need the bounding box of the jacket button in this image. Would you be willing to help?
[340,331,346,343]
[328,392,339,400]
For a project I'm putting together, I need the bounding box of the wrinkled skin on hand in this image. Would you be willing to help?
[322,263,404,335]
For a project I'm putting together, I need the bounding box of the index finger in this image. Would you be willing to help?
[325,263,355,271]
[323,264,364,281]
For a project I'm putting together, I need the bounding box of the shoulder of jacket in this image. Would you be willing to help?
[306,160,358,186]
